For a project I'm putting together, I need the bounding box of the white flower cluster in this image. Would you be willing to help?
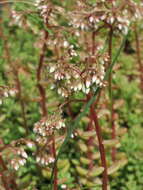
[17,148,28,159]
[27,141,34,149]
[11,10,22,26]
[48,54,108,97]
[34,114,65,137]
[11,158,27,170]
[35,0,49,23]
[10,148,28,170]
[47,37,78,58]
[0,87,18,105]
[61,184,67,189]
[36,155,55,165]
[69,0,143,34]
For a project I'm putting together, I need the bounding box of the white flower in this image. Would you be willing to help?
[82,84,86,93]
[36,157,41,163]
[50,84,55,89]
[63,41,69,48]
[89,16,94,23]
[27,142,34,148]
[19,159,26,166]
[9,89,17,96]
[4,91,8,97]
[14,164,19,171]
[61,184,67,189]
[75,31,80,36]
[49,66,56,73]
[49,157,55,163]
[0,100,2,105]
[92,75,97,83]
[110,17,114,24]
[22,151,28,159]
[81,23,85,30]
[100,15,106,20]
[41,158,45,165]
[86,80,91,88]
[58,88,62,95]
[118,24,122,30]
[85,88,90,94]
[77,83,82,90]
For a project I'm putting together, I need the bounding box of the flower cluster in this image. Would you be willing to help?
[11,10,22,26]
[48,52,108,97]
[0,87,18,105]
[26,141,35,149]
[35,0,51,24]
[36,155,55,166]
[10,148,28,170]
[69,0,143,34]
[34,113,65,137]
[11,157,27,170]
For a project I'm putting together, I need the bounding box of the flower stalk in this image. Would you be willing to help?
[90,103,108,190]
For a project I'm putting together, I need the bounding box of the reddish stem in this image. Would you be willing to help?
[52,135,58,190]
[0,156,18,190]
[0,156,10,190]
[86,94,94,169]
[87,116,94,169]
[135,25,143,92]
[36,30,49,117]
[90,105,108,190]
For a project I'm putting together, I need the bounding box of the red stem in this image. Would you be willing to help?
[36,30,49,117]
[90,105,108,190]
[135,25,143,92]
[0,156,10,190]
[52,135,58,190]
[0,156,18,190]
[86,94,94,169]
[87,116,94,169]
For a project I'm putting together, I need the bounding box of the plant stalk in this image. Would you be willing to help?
[52,134,58,190]
[135,25,143,92]
[36,30,49,117]
[90,104,108,190]
[0,155,18,190]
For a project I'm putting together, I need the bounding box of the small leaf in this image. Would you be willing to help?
[42,169,51,179]
[78,141,88,152]
[93,152,100,159]
[80,157,91,165]
[89,167,104,177]
[103,139,120,148]
[108,159,128,175]
[71,159,80,166]
[57,159,69,169]
[61,162,70,174]
[76,166,88,176]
